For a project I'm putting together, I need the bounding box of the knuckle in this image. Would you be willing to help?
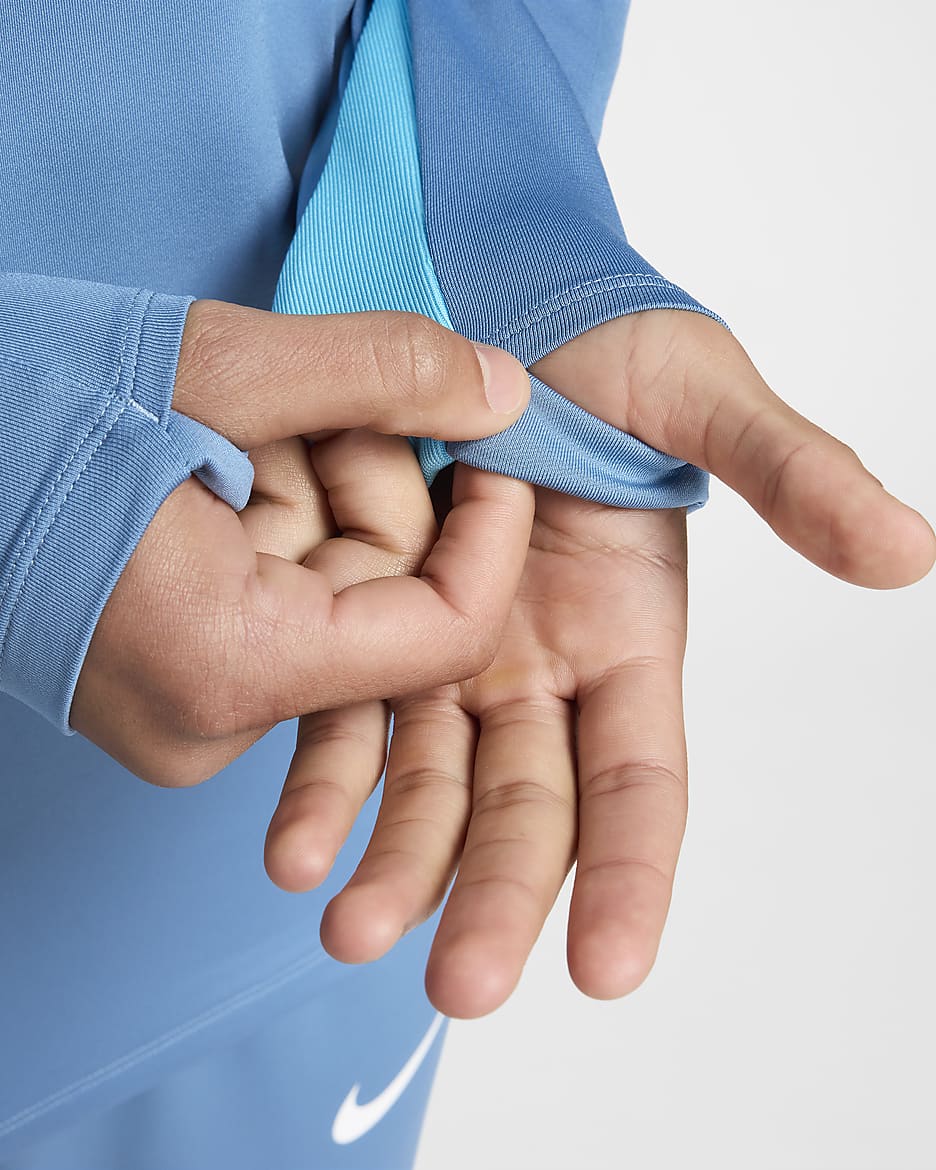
[136,750,215,790]
[582,759,688,801]
[833,436,860,465]
[472,778,574,818]
[760,435,813,520]
[381,313,458,412]
[433,606,494,678]
[456,618,499,677]
[175,299,245,419]
[390,515,438,573]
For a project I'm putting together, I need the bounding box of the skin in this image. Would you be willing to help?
[70,303,535,784]
[262,308,936,1018]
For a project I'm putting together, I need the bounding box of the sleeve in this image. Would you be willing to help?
[274,0,724,511]
[0,272,254,734]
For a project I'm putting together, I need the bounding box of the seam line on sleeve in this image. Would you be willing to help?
[123,289,160,421]
[0,400,131,674]
[479,274,688,345]
[0,291,140,606]
[0,288,151,669]
[0,389,113,611]
[128,399,161,424]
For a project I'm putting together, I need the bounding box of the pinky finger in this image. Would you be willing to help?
[264,701,389,893]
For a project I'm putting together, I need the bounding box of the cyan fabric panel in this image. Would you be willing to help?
[285,0,709,510]
[276,0,452,323]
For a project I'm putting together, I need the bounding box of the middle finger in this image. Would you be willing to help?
[425,697,577,1018]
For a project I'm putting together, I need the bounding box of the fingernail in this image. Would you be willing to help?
[472,342,529,415]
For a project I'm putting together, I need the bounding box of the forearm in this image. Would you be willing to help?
[0,272,252,731]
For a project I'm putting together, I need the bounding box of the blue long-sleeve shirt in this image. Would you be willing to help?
[0,0,718,1149]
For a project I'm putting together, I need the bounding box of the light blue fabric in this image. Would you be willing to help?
[408,0,721,504]
[0,0,359,733]
[281,0,712,511]
[0,0,720,1159]
[521,0,633,139]
[0,3,441,1157]
[1,892,447,1170]
[0,275,254,732]
[409,0,725,367]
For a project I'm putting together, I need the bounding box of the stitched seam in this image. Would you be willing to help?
[0,949,330,1139]
[480,274,682,345]
[128,398,160,424]
[0,290,141,598]
[123,290,161,424]
[0,289,149,656]
[0,394,114,628]
[0,399,130,675]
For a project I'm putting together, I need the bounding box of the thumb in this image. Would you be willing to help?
[173,299,529,448]
[532,311,936,590]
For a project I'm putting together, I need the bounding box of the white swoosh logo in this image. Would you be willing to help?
[331,1012,445,1145]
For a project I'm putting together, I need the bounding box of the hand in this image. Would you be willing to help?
[70,300,533,785]
[269,309,935,1018]
[321,493,689,1019]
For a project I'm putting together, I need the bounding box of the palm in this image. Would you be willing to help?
[451,492,690,1011]
[314,490,689,1017]
[270,310,935,1020]
[490,490,687,705]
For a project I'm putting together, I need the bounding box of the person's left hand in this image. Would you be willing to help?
[265,308,935,1019]
[264,427,688,1019]
[319,487,688,1019]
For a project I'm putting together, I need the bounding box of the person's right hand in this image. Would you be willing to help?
[69,299,534,785]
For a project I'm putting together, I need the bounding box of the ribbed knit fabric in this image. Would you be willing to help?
[277,0,717,511]
[273,0,451,324]
[0,274,254,732]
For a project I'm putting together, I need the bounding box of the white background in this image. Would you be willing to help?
[417,1,936,1167]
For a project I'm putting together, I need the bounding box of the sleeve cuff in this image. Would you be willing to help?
[477,273,728,370]
[416,274,721,511]
[0,286,254,733]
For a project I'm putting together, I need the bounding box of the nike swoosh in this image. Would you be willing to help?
[331,1011,445,1145]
